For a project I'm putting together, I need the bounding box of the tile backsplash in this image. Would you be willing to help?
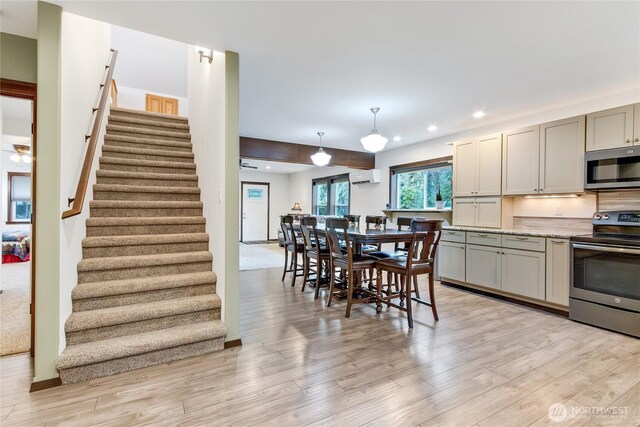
[513,217,593,233]
[597,190,640,211]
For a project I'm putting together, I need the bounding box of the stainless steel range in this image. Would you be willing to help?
[570,211,640,337]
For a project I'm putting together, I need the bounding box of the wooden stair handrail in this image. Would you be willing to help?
[62,49,118,219]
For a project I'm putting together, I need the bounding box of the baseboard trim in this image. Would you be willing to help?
[30,377,62,392]
[224,338,243,349]
[441,281,569,317]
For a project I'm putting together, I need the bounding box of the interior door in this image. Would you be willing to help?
[145,93,179,115]
[242,183,269,242]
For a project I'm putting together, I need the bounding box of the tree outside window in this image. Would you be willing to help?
[394,164,452,209]
[312,174,350,215]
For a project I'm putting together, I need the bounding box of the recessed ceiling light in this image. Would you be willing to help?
[393,136,402,142]
[473,111,486,118]
[427,125,438,132]
[265,166,271,169]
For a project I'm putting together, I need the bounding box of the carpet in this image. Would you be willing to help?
[1,262,31,356]
[239,242,287,271]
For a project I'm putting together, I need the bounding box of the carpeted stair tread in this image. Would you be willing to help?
[65,294,220,332]
[57,321,226,370]
[72,271,216,300]
[77,251,212,273]
[86,216,205,227]
[90,200,202,209]
[93,184,201,195]
[102,144,194,159]
[104,134,192,151]
[110,106,188,122]
[99,156,196,171]
[108,115,190,132]
[106,124,191,140]
[96,169,198,182]
[82,232,209,248]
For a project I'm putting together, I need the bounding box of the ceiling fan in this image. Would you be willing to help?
[2,144,32,163]
[239,159,257,169]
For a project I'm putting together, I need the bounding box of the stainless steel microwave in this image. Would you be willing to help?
[585,146,640,190]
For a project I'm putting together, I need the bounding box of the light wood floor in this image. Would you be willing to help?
[1,267,639,426]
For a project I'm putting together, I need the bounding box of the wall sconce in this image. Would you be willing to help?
[195,46,213,64]
[291,202,302,212]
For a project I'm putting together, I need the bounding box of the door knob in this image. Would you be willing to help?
[626,139,632,143]
[635,138,639,143]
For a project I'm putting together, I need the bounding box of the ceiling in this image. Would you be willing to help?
[6,1,640,152]
[0,1,37,38]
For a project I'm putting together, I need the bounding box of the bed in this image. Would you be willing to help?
[2,230,31,263]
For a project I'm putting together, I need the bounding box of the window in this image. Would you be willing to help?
[312,174,350,216]
[390,160,452,209]
[8,173,31,223]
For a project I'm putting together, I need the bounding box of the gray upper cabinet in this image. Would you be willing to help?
[586,104,637,151]
[502,126,540,196]
[539,115,585,194]
[453,134,502,197]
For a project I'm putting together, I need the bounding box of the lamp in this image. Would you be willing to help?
[291,202,302,212]
[310,131,331,166]
[195,46,213,64]
[10,145,32,164]
[360,107,388,153]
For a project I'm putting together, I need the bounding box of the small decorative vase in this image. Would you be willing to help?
[436,200,445,209]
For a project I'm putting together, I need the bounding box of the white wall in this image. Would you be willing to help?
[59,12,111,352]
[188,48,228,324]
[239,170,289,240]
[111,25,189,116]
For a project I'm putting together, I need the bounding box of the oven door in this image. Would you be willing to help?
[571,242,640,312]
[584,147,640,190]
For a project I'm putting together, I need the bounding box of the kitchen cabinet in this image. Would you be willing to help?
[453,197,501,228]
[453,134,502,197]
[466,244,501,290]
[503,126,540,196]
[501,248,546,300]
[586,104,639,151]
[439,241,466,282]
[539,116,585,194]
[546,238,570,306]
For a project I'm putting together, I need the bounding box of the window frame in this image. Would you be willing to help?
[7,172,31,224]
[312,173,351,216]
[388,156,453,210]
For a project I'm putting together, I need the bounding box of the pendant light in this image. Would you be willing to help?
[311,131,331,166]
[360,107,388,153]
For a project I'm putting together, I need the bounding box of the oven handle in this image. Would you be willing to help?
[572,243,640,255]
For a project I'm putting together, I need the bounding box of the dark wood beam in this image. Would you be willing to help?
[240,136,375,170]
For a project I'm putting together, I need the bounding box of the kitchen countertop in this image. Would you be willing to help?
[442,225,587,239]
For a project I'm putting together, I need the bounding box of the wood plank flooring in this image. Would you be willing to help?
[1,267,638,426]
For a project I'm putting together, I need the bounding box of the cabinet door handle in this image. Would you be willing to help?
[551,240,565,244]
[635,138,639,143]
[626,139,632,144]
[539,188,543,192]
[460,246,465,249]
[478,234,489,237]
[516,236,529,240]
[446,231,456,235]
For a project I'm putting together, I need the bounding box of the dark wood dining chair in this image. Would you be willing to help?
[325,221,378,318]
[374,219,442,328]
[280,215,304,287]
[299,217,330,299]
[343,214,361,229]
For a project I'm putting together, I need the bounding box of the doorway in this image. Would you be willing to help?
[240,182,269,243]
[145,93,179,116]
[1,79,37,358]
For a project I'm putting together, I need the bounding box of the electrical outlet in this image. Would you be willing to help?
[555,205,563,216]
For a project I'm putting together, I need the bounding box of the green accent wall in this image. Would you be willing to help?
[224,51,240,341]
[1,32,37,83]
[34,0,62,382]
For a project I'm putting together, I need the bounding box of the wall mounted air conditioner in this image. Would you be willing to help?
[349,169,381,185]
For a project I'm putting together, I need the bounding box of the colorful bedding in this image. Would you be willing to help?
[2,230,30,263]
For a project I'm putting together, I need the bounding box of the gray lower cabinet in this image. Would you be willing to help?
[466,244,501,290]
[439,241,466,282]
[501,248,546,300]
[546,238,570,306]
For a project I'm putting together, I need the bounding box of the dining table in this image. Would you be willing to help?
[295,222,441,309]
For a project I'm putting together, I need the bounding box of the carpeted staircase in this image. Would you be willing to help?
[56,107,227,384]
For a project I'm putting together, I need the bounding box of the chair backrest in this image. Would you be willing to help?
[299,216,319,251]
[325,224,351,263]
[405,219,443,271]
[343,214,361,228]
[280,215,296,245]
[325,217,349,230]
[365,215,387,230]
[395,216,424,250]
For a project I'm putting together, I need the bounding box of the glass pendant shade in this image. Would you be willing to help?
[361,107,388,152]
[311,147,331,166]
[360,132,388,153]
[10,154,21,163]
[311,131,331,166]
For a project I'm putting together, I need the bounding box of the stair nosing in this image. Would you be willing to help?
[96,170,199,181]
[105,134,192,148]
[86,216,206,226]
[82,232,209,248]
[102,144,194,159]
[57,321,226,369]
[99,156,196,169]
[110,106,188,122]
[93,184,201,194]
[77,250,212,272]
[108,115,190,130]
[107,124,191,139]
